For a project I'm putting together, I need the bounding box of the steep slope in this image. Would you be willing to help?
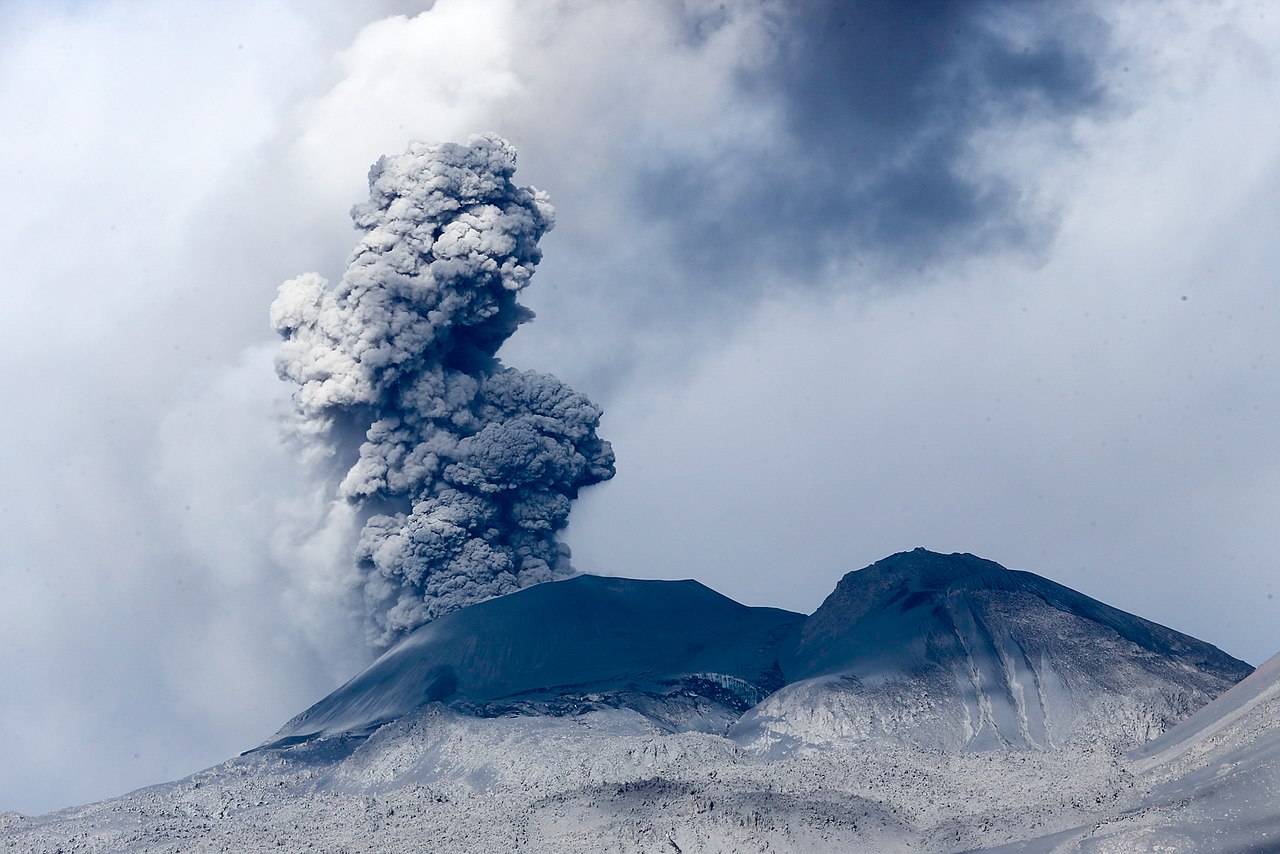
[988,649,1280,852]
[2,554,1261,853]
[273,551,1249,755]
[733,549,1250,753]
[268,574,804,746]
[1130,646,1280,773]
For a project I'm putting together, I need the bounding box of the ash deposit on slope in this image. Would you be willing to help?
[271,134,615,647]
[3,552,1266,854]
[266,549,1249,758]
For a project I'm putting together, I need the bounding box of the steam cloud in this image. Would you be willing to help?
[270,133,615,647]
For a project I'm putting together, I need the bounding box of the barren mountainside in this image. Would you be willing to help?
[275,549,1250,756]
[737,549,1250,754]
[2,550,1269,854]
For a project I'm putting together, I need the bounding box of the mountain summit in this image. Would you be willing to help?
[268,575,804,747]
[4,550,1263,853]
[271,549,1249,755]
[738,548,1249,752]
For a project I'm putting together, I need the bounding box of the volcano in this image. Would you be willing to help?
[733,548,1250,753]
[3,551,1264,853]
[267,574,804,746]
[269,549,1248,756]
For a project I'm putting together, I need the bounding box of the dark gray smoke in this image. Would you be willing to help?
[270,133,615,647]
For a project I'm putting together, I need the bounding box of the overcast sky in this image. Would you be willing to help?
[3,0,1279,815]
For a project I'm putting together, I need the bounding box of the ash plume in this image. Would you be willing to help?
[271,133,615,647]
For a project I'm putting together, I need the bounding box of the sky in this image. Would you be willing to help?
[1,0,1279,815]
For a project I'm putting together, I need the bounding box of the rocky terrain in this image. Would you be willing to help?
[3,550,1270,853]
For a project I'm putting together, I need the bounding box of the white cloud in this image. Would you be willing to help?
[290,0,524,206]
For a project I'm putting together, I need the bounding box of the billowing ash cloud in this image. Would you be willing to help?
[270,133,615,647]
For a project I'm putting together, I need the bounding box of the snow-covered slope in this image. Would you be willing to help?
[268,574,804,745]
[733,549,1250,753]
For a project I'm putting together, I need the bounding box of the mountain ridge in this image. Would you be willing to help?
[5,548,1270,854]
[268,548,1250,755]
[267,573,805,747]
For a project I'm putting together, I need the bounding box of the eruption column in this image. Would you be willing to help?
[271,134,615,647]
